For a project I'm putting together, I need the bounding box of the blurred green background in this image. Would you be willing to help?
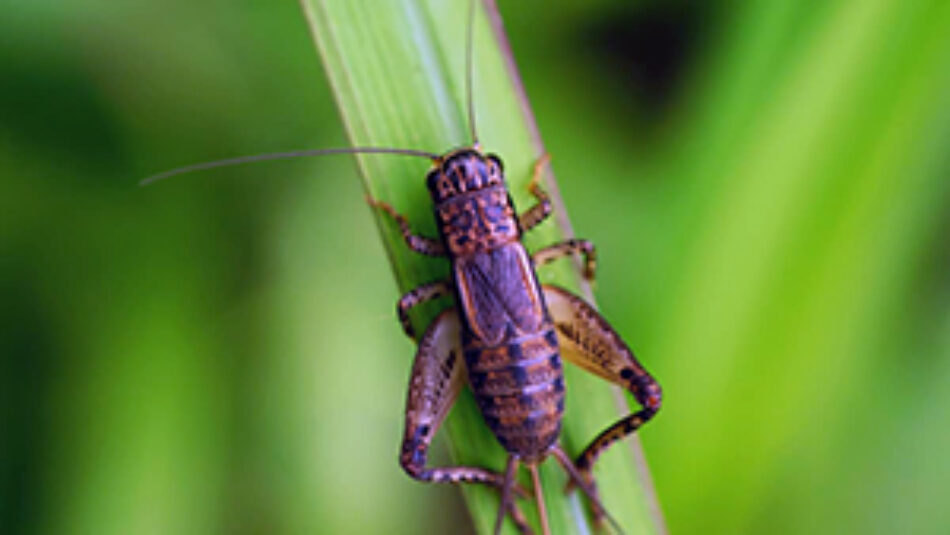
[3,1,949,534]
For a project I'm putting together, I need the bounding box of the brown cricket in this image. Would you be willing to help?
[379,145,662,534]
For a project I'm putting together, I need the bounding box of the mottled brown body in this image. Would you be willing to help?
[381,147,662,534]
[371,147,662,535]
[427,150,565,461]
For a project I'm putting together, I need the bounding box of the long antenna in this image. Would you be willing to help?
[139,147,440,186]
[465,0,479,148]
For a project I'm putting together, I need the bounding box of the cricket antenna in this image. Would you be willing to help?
[465,0,479,149]
[139,147,441,186]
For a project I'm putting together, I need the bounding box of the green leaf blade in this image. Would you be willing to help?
[300,1,665,533]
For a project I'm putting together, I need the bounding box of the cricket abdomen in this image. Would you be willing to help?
[452,243,565,459]
[464,328,565,461]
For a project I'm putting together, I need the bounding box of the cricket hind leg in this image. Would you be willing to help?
[400,309,533,534]
[542,285,662,529]
[519,153,553,233]
[550,446,625,534]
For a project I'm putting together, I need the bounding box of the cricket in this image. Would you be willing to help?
[142,2,661,533]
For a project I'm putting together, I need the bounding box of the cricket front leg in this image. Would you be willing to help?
[542,285,662,527]
[400,309,533,534]
[518,154,553,233]
[367,195,445,256]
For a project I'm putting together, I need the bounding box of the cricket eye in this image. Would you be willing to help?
[487,154,504,174]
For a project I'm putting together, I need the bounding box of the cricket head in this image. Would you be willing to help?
[426,148,505,203]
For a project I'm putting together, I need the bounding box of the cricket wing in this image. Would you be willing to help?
[455,244,544,345]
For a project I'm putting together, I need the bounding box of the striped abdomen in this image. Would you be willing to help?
[464,327,565,461]
[451,243,565,460]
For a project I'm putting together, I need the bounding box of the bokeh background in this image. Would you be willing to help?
[3,1,950,534]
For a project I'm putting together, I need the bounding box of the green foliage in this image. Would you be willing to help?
[3,1,950,534]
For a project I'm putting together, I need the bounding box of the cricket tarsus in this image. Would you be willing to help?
[551,445,625,535]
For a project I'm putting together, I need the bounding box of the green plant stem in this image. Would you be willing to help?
[299,1,665,533]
